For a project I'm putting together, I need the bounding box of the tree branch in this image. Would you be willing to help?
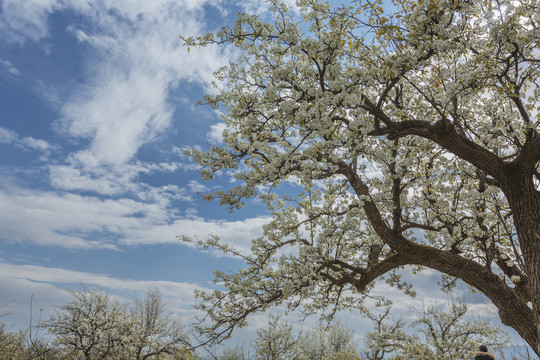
[366,118,506,181]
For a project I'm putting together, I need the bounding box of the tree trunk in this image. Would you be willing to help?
[502,164,540,357]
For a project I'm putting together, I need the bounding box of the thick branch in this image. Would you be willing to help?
[511,137,540,175]
[406,244,536,348]
[366,118,506,181]
[322,254,409,292]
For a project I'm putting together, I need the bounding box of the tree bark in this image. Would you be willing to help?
[500,162,540,356]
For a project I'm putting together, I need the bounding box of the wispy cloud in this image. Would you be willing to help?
[0,261,208,329]
[0,58,19,75]
[0,179,268,251]
[0,0,278,253]
[0,0,63,45]
[48,0,233,195]
[0,261,204,299]
[2,0,235,197]
[0,127,53,155]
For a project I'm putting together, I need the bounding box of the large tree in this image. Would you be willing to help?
[183,0,540,355]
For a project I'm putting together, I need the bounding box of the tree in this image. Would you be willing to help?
[183,0,540,355]
[46,289,134,360]
[0,304,25,360]
[297,321,358,360]
[363,299,509,360]
[247,315,360,360]
[362,306,410,360]
[0,323,26,360]
[219,346,248,360]
[253,315,301,360]
[129,288,190,360]
[45,288,195,360]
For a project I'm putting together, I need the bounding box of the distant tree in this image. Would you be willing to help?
[2,291,195,360]
[219,346,247,360]
[168,347,200,360]
[253,314,301,360]
[182,0,540,355]
[362,305,412,360]
[0,301,62,360]
[363,299,509,360]
[0,304,25,360]
[129,288,190,360]
[0,323,26,360]
[248,315,361,360]
[46,289,133,360]
[298,321,358,360]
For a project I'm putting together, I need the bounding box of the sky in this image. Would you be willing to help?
[0,0,530,356]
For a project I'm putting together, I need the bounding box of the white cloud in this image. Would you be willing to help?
[137,184,193,205]
[0,261,208,330]
[0,126,52,154]
[147,216,272,255]
[67,26,119,51]
[3,0,236,196]
[0,58,19,75]
[0,262,204,299]
[0,180,268,252]
[28,0,235,196]
[49,159,195,196]
[0,127,18,143]
[0,0,63,44]
[20,137,50,152]
[0,184,155,249]
[60,71,174,167]
[187,180,209,193]
[48,164,141,196]
[207,122,227,144]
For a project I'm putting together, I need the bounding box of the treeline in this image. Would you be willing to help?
[0,288,518,359]
[218,301,510,360]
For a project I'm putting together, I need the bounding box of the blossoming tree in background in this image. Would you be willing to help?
[363,299,509,359]
[45,289,193,359]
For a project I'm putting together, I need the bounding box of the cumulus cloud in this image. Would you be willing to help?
[207,122,227,144]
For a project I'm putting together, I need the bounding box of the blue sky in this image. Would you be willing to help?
[0,0,524,354]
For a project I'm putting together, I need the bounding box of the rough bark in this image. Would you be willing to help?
[501,161,540,356]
